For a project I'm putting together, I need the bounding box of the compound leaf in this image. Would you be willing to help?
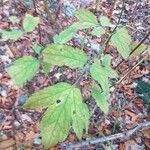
[1,30,23,41]
[24,82,89,149]
[75,9,98,24]
[23,14,40,32]
[6,56,40,87]
[92,84,109,114]
[111,27,132,60]
[43,44,88,68]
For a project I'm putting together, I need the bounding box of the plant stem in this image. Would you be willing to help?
[116,52,148,84]
[114,30,150,70]
[104,0,125,52]
[129,31,150,56]
[43,0,55,25]
[32,0,42,44]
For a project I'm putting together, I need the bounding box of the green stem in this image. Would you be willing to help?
[104,0,125,52]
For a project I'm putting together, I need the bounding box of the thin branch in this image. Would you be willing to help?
[116,52,148,84]
[65,121,150,150]
[43,0,55,26]
[32,0,42,44]
[129,31,150,56]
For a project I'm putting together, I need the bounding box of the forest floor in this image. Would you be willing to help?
[0,0,150,150]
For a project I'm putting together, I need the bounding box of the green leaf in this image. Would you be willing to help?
[54,22,95,44]
[23,14,40,32]
[71,88,90,139]
[6,56,40,87]
[9,16,20,24]
[24,82,89,149]
[42,44,88,69]
[102,55,118,78]
[111,27,132,60]
[100,16,110,26]
[53,25,77,44]
[129,42,147,58]
[90,58,109,91]
[32,44,43,54]
[43,61,52,75]
[92,26,105,37]
[1,30,23,41]
[92,84,109,114]
[75,9,98,24]
[23,82,72,109]
[40,103,71,149]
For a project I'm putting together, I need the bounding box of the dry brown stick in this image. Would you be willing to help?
[65,121,150,150]
[116,52,148,85]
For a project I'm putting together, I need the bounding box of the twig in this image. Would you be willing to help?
[65,121,150,150]
[116,52,148,84]
[129,31,150,56]
[32,0,42,44]
[43,0,55,25]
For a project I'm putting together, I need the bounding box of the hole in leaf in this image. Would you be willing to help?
[56,99,61,104]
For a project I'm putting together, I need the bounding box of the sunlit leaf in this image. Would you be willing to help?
[23,82,89,149]
[6,56,40,87]
[111,27,132,60]
[1,30,23,41]
[71,88,90,139]
[23,14,40,32]
[54,22,95,44]
[40,103,71,149]
[92,84,109,114]
[90,58,109,91]
[23,82,72,109]
[43,44,88,68]
[75,9,98,24]
[53,25,77,44]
